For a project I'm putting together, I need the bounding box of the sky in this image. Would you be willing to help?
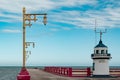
[0,0,120,66]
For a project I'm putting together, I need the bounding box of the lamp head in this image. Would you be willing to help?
[43,14,47,25]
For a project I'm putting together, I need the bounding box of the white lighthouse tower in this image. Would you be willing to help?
[91,30,112,77]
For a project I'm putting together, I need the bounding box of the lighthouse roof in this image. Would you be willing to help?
[95,39,107,48]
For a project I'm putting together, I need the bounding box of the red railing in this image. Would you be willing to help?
[72,67,91,77]
[44,67,91,77]
[44,67,72,77]
[110,69,120,77]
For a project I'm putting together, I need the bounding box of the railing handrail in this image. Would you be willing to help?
[44,67,91,77]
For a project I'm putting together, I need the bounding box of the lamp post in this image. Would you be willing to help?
[17,7,47,80]
[23,7,47,68]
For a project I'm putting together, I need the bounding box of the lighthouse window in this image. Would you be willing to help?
[96,50,99,54]
[106,50,108,54]
[101,50,104,54]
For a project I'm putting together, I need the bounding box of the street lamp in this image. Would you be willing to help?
[22,7,47,68]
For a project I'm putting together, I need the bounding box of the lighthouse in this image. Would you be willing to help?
[91,30,112,77]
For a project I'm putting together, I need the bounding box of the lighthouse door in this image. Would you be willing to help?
[92,63,95,71]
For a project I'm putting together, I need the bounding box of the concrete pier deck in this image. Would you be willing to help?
[28,69,120,80]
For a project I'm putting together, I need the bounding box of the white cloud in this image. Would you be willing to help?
[0,0,54,13]
[85,8,120,28]
[0,0,54,23]
[0,0,120,30]
[0,0,95,13]
[0,0,97,22]
[48,6,120,29]
[2,29,21,33]
[51,0,97,7]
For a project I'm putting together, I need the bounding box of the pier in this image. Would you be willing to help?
[28,68,120,80]
[28,68,72,80]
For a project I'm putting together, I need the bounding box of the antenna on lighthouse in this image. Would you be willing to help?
[94,19,97,32]
[94,19,107,42]
[99,29,107,40]
[94,19,97,45]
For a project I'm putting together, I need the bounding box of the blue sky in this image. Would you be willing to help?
[0,0,120,66]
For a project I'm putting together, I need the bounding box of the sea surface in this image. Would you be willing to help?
[0,66,120,80]
[0,66,20,80]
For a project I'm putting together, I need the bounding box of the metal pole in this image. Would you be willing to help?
[23,7,26,68]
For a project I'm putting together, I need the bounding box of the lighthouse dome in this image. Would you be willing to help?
[95,39,107,48]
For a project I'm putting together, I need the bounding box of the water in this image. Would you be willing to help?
[0,66,120,80]
[0,67,20,80]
